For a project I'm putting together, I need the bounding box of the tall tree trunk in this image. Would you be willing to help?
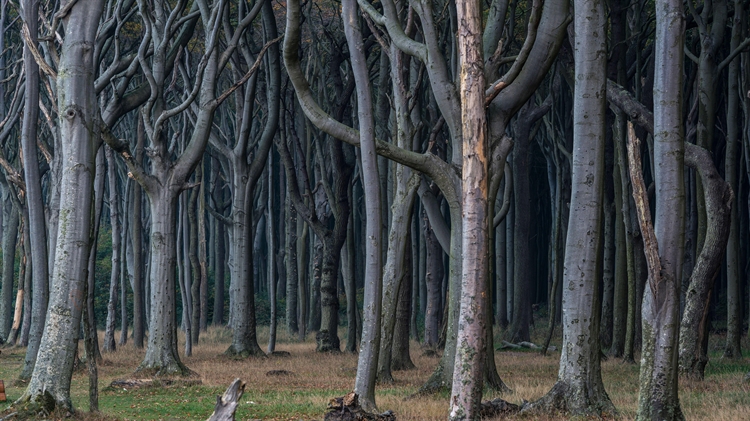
[285,182,299,335]
[449,0,488,416]
[213,202,226,326]
[131,115,145,348]
[723,0,743,360]
[267,156,277,354]
[0,199,18,340]
[190,171,202,346]
[423,213,443,348]
[19,0,49,381]
[138,189,193,375]
[525,1,614,414]
[86,148,106,363]
[119,183,129,346]
[392,232,416,372]
[199,165,208,332]
[677,146,733,379]
[104,147,122,352]
[20,0,104,407]
[342,196,357,353]
[633,1,686,412]
[345,0,382,408]
[374,40,420,386]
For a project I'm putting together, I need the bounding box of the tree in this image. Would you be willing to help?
[523,0,615,414]
[448,0,489,417]
[18,0,104,408]
[18,0,49,381]
[630,0,686,414]
[342,0,383,412]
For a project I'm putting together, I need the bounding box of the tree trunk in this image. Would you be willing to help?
[86,148,106,363]
[723,0,743,360]
[104,146,122,352]
[267,156,277,354]
[199,166,209,332]
[525,2,614,414]
[132,115,146,348]
[213,203,226,326]
[285,182,299,335]
[677,145,733,379]
[632,3,686,411]
[119,183,129,346]
[449,0,488,416]
[342,202,357,353]
[345,0,383,408]
[20,0,103,407]
[138,189,193,376]
[0,199,18,340]
[19,0,49,381]
[423,213,443,348]
[190,173,202,346]
[392,233,416,372]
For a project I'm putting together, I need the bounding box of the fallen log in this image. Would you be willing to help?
[109,378,202,389]
[497,341,557,352]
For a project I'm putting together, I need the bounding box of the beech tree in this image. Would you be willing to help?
[18,0,104,408]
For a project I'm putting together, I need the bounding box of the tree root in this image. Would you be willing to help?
[324,392,395,421]
[520,381,617,418]
[478,398,520,419]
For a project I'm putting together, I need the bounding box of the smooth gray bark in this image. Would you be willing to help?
[104,146,122,353]
[0,197,18,340]
[19,0,49,381]
[724,0,743,359]
[634,0,686,415]
[19,0,104,408]
[345,0,382,409]
[524,0,614,414]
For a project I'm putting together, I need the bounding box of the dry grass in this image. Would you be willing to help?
[1,325,749,420]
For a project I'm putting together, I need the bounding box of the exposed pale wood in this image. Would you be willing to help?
[206,379,245,421]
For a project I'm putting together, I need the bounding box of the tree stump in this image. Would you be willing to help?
[207,379,245,421]
[324,392,396,421]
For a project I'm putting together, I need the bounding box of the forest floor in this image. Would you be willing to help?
[1,324,750,420]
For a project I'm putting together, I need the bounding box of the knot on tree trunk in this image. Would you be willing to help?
[324,392,395,421]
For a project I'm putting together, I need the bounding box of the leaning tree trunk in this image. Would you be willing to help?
[18,0,49,381]
[374,41,420,385]
[632,4,687,410]
[677,145,733,379]
[524,0,614,415]
[19,0,104,408]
